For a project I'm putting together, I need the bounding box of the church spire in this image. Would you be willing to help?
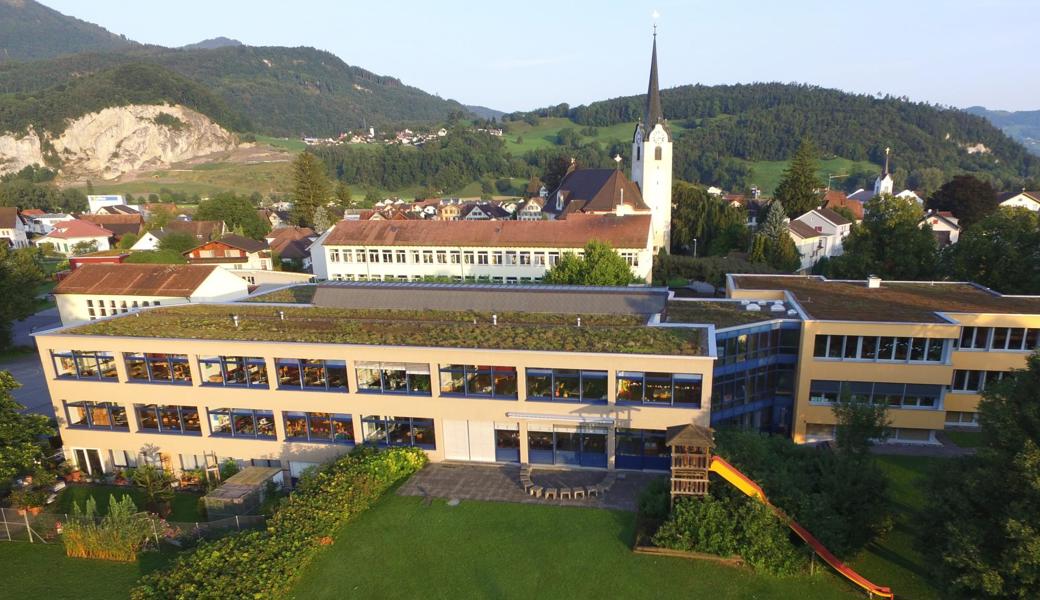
[645,30,663,128]
[883,147,891,177]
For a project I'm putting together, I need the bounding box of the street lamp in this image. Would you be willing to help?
[693,238,698,258]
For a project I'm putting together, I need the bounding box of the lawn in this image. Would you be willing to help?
[80,160,293,198]
[502,117,638,154]
[51,484,204,523]
[289,495,854,600]
[746,157,878,196]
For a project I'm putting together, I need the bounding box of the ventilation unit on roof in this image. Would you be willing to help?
[740,300,750,305]
[745,304,762,312]
[769,304,785,312]
[787,309,798,316]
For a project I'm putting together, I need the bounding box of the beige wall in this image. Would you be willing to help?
[38,332,713,474]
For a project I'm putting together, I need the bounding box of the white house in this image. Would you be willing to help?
[52,263,250,326]
[895,190,924,205]
[32,219,113,256]
[311,214,654,284]
[920,210,961,247]
[998,190,1040,212]
[516,198,545,221]
[788,207,852,272]
[87,195,125,214]
[0,207,30,249]
[24,212,75,235]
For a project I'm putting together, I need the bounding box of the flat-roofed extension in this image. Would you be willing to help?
[63,304,704,356]
[731,275,1040,323]
[664,300,798,329]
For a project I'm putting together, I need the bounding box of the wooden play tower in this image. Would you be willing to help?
[665,424,715,506]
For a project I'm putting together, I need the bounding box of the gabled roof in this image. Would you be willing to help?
[79,214,144,237]
[814,207,852,226]
[823,191,864,220]
[997,190,1040,204]
[460,203,511,220]
[788,220,823,239]
[847,189,874,202]
[665,424,715,448]
[920,211,961,230]
[20,208,46,217]
[54,264,222,297]
[163,220,224,241]
[40,219,112,240]
[266,226,315,255]
[322,214,652,249]
[0,207,23,229]
[210,234,269,253]
[98,205,141,215]
[548,169,648,215]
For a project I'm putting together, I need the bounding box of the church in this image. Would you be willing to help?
[544,34,674,253]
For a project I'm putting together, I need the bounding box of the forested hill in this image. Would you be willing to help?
[966,106,1040,156]
[0,45,469,136]
[510,83,1040,189]
[0,0,134,62]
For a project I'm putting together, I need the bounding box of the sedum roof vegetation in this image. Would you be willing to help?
[66,305,704,356]
[664,301,788,329]
[240,285,317,304]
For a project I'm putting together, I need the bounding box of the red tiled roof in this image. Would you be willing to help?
[41,219,112,240]
[54,264,221,296]
[824,192,864,220]
[21,208,46,217]
[0,207,22,229]
[267,227,315,254]
[79,214,144,238]
[323,214,652,249]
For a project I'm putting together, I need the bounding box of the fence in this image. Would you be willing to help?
[0,506,266,545]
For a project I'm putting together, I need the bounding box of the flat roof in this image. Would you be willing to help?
[731,275,1040,323]
[241,285,317,304]
[664,300,798,329]
[62,304,705,356]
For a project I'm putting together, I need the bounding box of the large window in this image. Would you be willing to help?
[199,356,268,387]
[616,372,702,407]
[356,362,431,395]
[52,351,117,381]
[439,365,517,399]
[208,408,276,439]
[715,327,799,366]
[361,416,436,449]
[526,368,607,403]
[276,359,348,392]
[958,327,1040,351]
[136,404,201,434]
[615,428,669,471]
[125,353,191,384]
[813,335,947,363]
[950,369,1007,393]
[284,412,354,444]
[809,380,942,409]
[65,401,128,430]
[527,426,607,468]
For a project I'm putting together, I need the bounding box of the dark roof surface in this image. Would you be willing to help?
[213,234,268,253]
[80,214,143,237]
[0,207,21,229]
[731,275,1040,323]
[548,169,648,215]
[163,220,224,241]
[814,207,852,226]
[54,264,220,296]
[788,220,822,239]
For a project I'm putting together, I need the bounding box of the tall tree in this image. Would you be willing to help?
[333,181,353,209]
[0,371,55,488]
[0,246,46,350]
[543,240,635,286]
[290,152,331,227]
[824,194,938,280]
[942,208,1040,294]
[195,193,270,240]
[927,175,999,227]
[670,181,748,255]
[759,200,788,239]
[748,200,801,272]
[773,139,823,218]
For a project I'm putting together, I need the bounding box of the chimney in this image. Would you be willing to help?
[867,275,882,289]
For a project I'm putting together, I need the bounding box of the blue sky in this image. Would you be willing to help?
[46,0,1040,112]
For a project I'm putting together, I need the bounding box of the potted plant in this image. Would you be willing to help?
[11,488,48,516]
[114,469,128,486]
[59,460,82,483]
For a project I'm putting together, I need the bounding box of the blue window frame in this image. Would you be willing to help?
[284,412,355,444]
[808,380,942,409]
[135,404,201,435]
[527,427,607,468]
[199,356,268,387]
[439,365,517,399]
[616,372,702,407]
[208,408,276,439]
[125,353,191,384]
[495,426,521,463]
[361,415,436,449]
[276,358,348,392]
[52,351,118,381]
[356,362,431,395]
[615,428,669,471]
[526,368,607,404]
[65,401,128,431]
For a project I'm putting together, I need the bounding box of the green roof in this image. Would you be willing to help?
[65,305,704,356]
[240,285,316,304]
[664,301,791,329]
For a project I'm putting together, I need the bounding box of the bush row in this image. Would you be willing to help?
[131,446,428,599]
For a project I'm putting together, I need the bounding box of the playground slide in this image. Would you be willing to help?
[708,456,895,600]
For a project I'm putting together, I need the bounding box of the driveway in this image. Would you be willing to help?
[1,307,61,419]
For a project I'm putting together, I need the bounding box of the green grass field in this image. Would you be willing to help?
[254,135,306,153]
[746,157,879,196]
[82,160,293,198]
[51,485,203,523]
[0,543,173,600]
[503,117,638,153]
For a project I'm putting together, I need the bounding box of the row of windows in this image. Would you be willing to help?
[809,380,942,408]
[716,329,799,366]
[812,335,947,363]
[526,369,608,403]
[958,327,1040,352]
[617,372,702,407]
[86,299,161,320]
[950,370,1008,393]
[329,248,572,267]
[711,364,795,411]
[332,274,545,284]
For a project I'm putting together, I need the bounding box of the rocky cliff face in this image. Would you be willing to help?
[0,104,237,179]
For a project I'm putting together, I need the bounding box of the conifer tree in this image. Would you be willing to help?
[774,139,823,218]
[290,153,331,227]
[760,200,789,239]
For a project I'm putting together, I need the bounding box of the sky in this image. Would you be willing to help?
[45,0,1040,112]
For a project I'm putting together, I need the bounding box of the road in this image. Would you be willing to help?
[2,307,61,418]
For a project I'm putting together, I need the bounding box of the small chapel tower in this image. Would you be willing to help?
[873,147,894,197]
[631,29,673,253]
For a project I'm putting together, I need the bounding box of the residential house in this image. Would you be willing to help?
[788,208,852,271]
[96,205,142,216]
[80,214,144,244]
[896,190,924,205]
[25,212,75,235]
[87,195,125,214]
[920,210,961,247]
[459,203,511,221]
[823,190,864,222]
[184,234,273,273]
[516,198,545,221]
[33,220,113,255]
[437,203,462,221]
[131,220,227,251]
[52,263,250,326]
[267,227,317,270]
[0,207,30,249]
[997,190,1040,212]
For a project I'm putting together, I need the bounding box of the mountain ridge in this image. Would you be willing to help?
[965,106,1040,156]
[0,0,134,62]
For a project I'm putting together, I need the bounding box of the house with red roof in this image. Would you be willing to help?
[32,219,113,255]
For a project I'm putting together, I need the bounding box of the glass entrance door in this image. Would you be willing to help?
[74,448,105,475]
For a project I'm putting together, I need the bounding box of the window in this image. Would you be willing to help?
[329,249,341,263]
[395,250,407,263]
[812,335,946,363]
[368,250,379,263]
[52,351,117,381]
[361,416,436,449]
[527,425,607,468]
[951,369,1007,393]
[356,249,366,263]
[450,251,461,264]
[945,411,979,426]
[422,251,434,264]
[959,327,990,350]
[477,252,489,265]
[199,356,268,387]
[65,401,128,430]
[276,359,348,392]
[284,412,354,444]
[615,428,669,471]
[654,145,662,160]
[208,408,276,439]
[616,372,702,407]
[436,251,447,264]
[439,365,517,398]
[124,353,191,384]
[519,252,531,265]
[382,250,393,263]
[526,368,607,403]
[809,380,841,404]
[356,362,431,395]
[463,252,475,264]
[491,252,503,265]
[135,405,201,434]
[809,380,942,408]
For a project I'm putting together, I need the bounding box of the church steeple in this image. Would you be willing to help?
[883,146,890,177]
[644,29,663,129]
[631,26,673,254]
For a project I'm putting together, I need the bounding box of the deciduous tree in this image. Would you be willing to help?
[824,195,938,280]
[0,371,54,488]
[670,181,748,255]
[927,175,999,227]
[195,192,270,240]
[544,240,635,286]
[941,208,1040,294]
[0,246,46,350]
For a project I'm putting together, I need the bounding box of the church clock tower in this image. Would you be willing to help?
[632,31,673,253]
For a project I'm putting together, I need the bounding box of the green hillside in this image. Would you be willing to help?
[966,106,1040,156]
[0,0,133,62]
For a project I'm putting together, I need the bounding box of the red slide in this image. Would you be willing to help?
[708,456,894,599]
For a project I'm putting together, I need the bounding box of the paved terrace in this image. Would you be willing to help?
[731,275,1040,323]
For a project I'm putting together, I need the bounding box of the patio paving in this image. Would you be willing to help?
[397,462,664,511]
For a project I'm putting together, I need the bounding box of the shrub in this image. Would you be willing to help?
[637,478,671,521]
[218,458,240,480]
[653,491,806,575]
[130,465,175,513]
[63,494,154,562]
[131,446,427,599]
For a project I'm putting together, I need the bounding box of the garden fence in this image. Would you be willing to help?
[0,507,266,544]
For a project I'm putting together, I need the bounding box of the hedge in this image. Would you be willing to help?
[131,446,427,599]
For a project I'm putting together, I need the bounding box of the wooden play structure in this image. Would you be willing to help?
[665,423,715,505]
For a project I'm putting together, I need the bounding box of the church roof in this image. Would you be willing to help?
[636,34,670,142]
[547,169,648,215]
